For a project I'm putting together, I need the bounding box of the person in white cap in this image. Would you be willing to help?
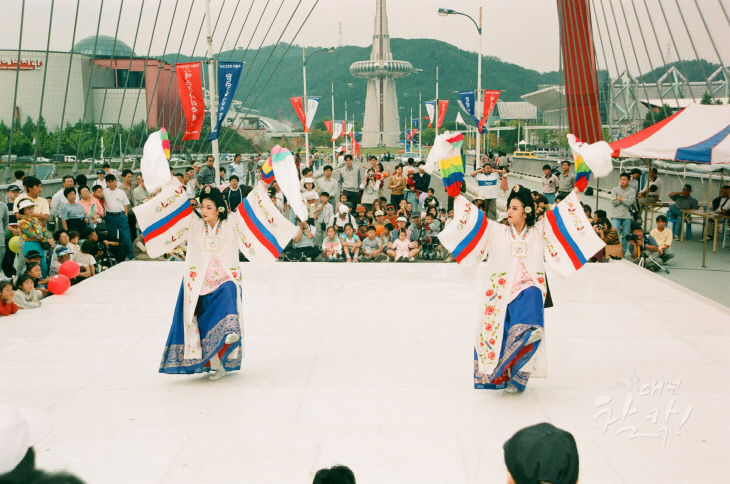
[301,177,319,222]
[331,204,356,234]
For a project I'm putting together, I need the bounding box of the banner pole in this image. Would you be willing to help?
[205,0,220,185]
[331,81,335,165]
[302,48,309,171]
[419,92,423,160]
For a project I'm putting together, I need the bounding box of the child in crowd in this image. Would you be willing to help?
[49,246,73,277]
[340,223,361,262]
[391,229,416,262]
[355,220,369,241]
[314,192,334,239]
[24,262,48,296]
[301,178,319,223]
[381,222,393,247]
[14,273,42,309]
[76,241,97,278]
[361,226,385,262]
[0,281,19,316]
[321,226,342,261]
[423,188,439,211]
[67,231,81,256]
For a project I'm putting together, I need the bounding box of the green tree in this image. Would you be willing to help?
[643,104,673,128]
[700,92,713,105]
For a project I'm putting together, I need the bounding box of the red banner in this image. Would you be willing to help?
[175,62,205,141]
[352,139,361,157]
[289,97,307,132]
[324,120,333,133]
[437,100,449,129]
[479,89,501,133]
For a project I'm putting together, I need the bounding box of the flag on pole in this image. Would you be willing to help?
[345,121,354,136]
[305,97,320,131]
[437,100,449,129]
[412,118,420,130]
[290,97,307,130]
[210,62,243,140]
[324,120,333,133]
[479,90,501,133]
[455,112,466,126]
[331,121,343,140]
[457,90,481,129]
[175,62,205,141]
[425,101,435,128]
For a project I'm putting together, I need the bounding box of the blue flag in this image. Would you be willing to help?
[411,118,419,130]
[210,62,243,141]
[457,90,483,132]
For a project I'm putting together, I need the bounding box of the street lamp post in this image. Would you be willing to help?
[302,47,334,168]
[439,6,483,167]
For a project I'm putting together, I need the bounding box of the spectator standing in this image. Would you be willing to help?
[12,170,25,193]
[50,175,75,217]
[360,169,381,211]
[413,162,431,209]
[388,163,406,206]
[336,154,362,208]
[557,160,575,199]
[13,177,50,227]
[132,176,152,207]
[78,186,104,227]
[610,172,636,253]
[228,153,246,181]
[196,155,216,187]
[92,169,107,189]
[541,164,559,204]
[222,176,245,213]
[102,174,133,260]
[496,151,510,171]
[666,184,699,240]
[317,165,339,211]
[650,214,674,262]
[472,164,500,220]
[59,188,87,232]
[184,166,198,198]
[17,200,54,277]
[0,201,7,279]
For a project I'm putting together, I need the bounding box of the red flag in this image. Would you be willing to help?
[289,97,307,132]
[324,120,333,133]
[175,62,205,141]
[478,90,501,133]
[352,139,361,157]
[437,100,449,129]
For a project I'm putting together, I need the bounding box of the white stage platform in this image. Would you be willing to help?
[2,261,729,483]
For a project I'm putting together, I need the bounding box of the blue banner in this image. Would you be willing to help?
[457,90,483,131]
[411,118,419,130]
[210,62,243,141]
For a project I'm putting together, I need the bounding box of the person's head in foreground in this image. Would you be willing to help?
[0,404,85,483]
[198,186,228,225]
[312,465,355,484]
[503,422,579,484]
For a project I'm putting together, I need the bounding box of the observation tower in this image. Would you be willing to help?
[350,0,413,147]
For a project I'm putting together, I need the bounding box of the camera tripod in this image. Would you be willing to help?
[637,246,670,274]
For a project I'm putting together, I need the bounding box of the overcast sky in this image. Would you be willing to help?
[1,0,728,76]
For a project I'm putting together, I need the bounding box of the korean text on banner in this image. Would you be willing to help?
[479,90,501,133]
[412,118,420,130]
[457,90,481,130]
[290,97,307,130]
[331,121,343,141]
[437,100,449,130]
[175,62,205,141]
[324,120,333,133]
[210,62,243,141]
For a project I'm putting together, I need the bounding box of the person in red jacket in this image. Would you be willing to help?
[0,281,19,316]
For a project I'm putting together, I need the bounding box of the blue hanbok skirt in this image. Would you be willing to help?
[159,280,243,375]
[474,286,543,391]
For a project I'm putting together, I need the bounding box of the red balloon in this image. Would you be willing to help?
[59,260,80,279]
[48,275,71,295]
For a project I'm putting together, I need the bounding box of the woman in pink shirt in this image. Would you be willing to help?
[78,185,104,226]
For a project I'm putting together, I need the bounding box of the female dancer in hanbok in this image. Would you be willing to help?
[158,187,244,380]
[440,185,604,393]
